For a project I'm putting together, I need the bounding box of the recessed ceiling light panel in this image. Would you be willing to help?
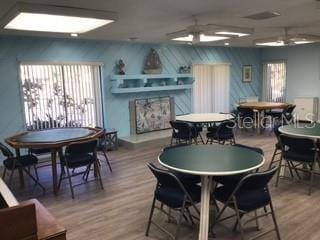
[1,2,118,34]
[5,12,114,33]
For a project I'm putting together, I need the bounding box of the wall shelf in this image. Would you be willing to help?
[110,73,193,94]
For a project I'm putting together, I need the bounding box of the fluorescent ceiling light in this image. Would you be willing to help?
[5,12,113,33]
[172,34,193,41]
[256,41,285,46]
[172,34,229,42]
[294,40,314,44]
[1,2,117,34]
[216,31,249,37]
[200,34,229,42]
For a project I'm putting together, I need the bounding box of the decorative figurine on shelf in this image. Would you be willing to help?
[143,48,162,74]
[179,66,191,73]
[177,79,184,85]
[117,59,125,75]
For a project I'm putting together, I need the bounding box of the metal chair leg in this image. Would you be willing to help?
[145,195,156,236]
[8,169,15,186]
[234,200,245,240]
[254,210,260,231]
[175,199,186,240]
[269,148,278,168]
[2,168,7,179]
[309,164,315,196]
[65,167,75,199]
[34,165,39,180]
[275,157,283,187]
[94,161,104,190]
[102,150,112,172]
[269,201,281,240]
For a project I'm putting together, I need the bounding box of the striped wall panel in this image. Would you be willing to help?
[0,36,261,142]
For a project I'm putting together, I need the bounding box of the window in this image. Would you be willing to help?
[262,61,286,102]
[193,63,230,113]
[20,63,103,130]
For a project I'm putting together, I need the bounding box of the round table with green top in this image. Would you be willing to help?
[5,127,103,195]
[279,122,320,139]
[158,144,265,240]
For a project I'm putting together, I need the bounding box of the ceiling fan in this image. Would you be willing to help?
[254,27,320,46]
[167,17,254,44]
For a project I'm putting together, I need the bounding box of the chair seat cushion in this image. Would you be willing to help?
[171,171,201,185]
[215,186,271,212]
[62,153,96,168]
[156,184,201,208]
[3,155,38,169]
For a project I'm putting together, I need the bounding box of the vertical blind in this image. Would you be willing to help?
[263,61,286,102]
[192,64,230,113]
[20,63,103,130]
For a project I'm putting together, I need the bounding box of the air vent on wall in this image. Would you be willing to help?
[243,11,280,20]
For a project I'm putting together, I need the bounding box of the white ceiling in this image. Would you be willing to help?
[0,0,320,46]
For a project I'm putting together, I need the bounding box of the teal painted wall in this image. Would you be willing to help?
[262,43,320,103]
[0,36,261,144]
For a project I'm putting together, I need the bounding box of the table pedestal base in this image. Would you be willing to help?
[199,176,212,240]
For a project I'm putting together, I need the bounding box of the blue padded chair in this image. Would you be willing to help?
[0,142,44,191]
[206,120,236,145]
[146,163,200,240]
[162,144,201,185]
[213,167,280,240]
[170,120,201,145]
[236,106,255,129]
[276,134,319,195]
[214,144,264,188]
[269,123,286,169]
[58,140,103,198]
[265,104,296,124]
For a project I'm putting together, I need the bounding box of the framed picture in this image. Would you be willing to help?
[242,65,252,83]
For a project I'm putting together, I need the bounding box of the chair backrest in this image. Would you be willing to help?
[147,163,185,190]
[170,120,193,135]
[279,134,317,155]
[0,143,14,158]
[216,120,235,136]
[235,167,278,194]
[65,140,97,155]
[237,106,254,118]
[284,104,296,115]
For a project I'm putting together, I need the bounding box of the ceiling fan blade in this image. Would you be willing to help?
[166,29,190,38]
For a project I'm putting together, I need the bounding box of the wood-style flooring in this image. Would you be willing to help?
[5,130,320,240]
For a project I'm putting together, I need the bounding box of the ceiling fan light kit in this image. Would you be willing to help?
[255,33,320,47]
[168,17,253,44]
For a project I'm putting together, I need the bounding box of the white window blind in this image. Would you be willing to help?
[192,64,230,113]
[20,63,103,130]
[263,61,286,102]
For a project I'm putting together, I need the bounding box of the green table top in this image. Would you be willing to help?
[14,128,94,143]
[158,145,264,176]
[279,123,320,139]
